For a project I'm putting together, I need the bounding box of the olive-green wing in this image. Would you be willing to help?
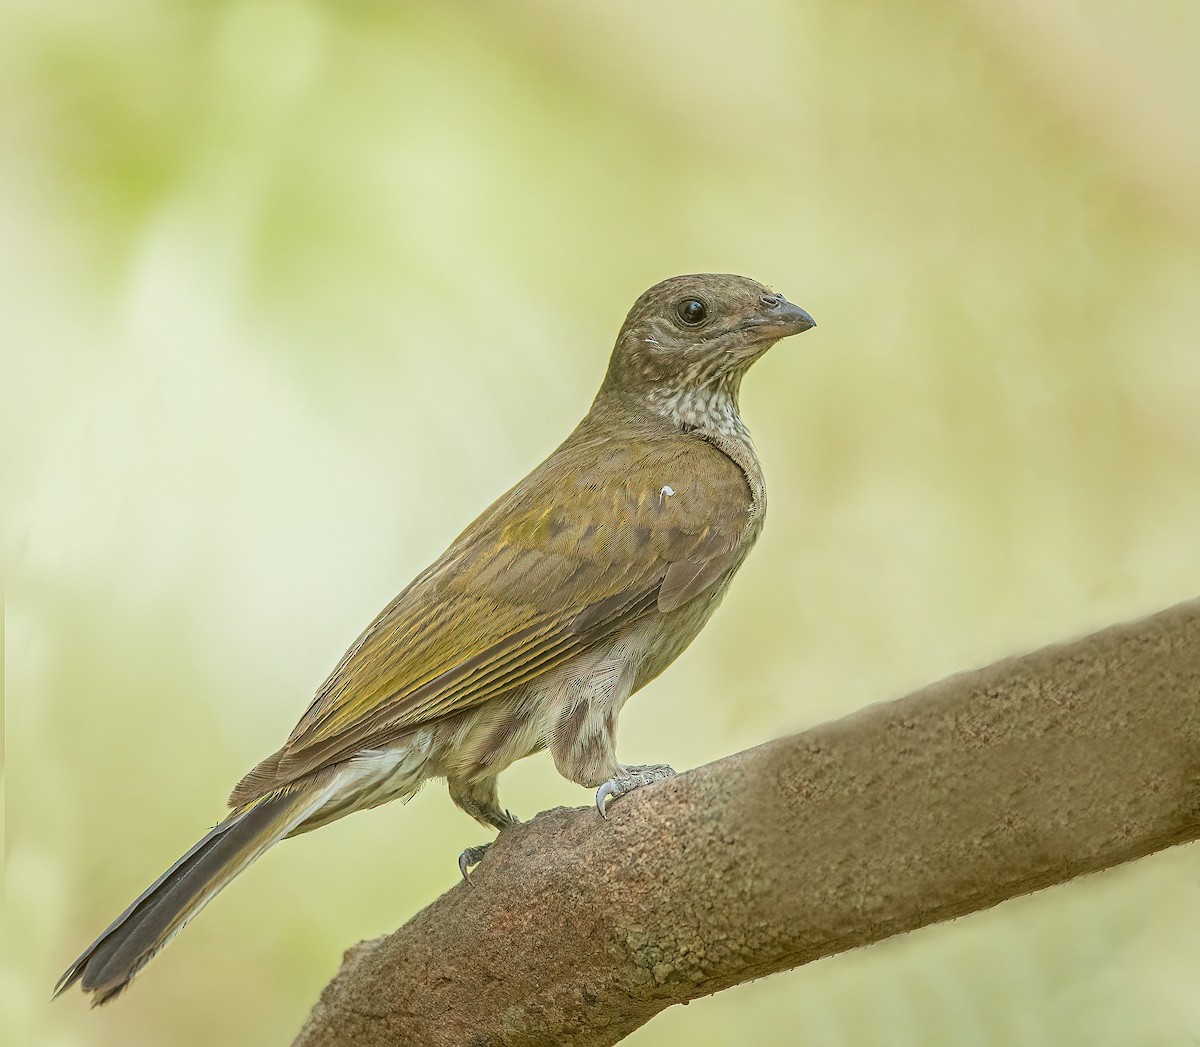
[230,435,751,805]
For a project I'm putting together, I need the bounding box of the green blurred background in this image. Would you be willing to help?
[4,0,1200,1044]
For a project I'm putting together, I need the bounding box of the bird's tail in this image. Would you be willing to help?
[55,772,341,1005]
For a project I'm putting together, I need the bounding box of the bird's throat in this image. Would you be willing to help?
[645,368,751,442]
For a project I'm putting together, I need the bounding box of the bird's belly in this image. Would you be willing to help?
[433,694,550,783]
[632,572,739,691]
[435,624,651,785]
[427,571,742,787]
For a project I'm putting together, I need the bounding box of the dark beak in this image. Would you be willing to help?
[737,294,816,341]
[769,298,816,334]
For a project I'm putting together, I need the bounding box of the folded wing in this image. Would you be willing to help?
[230,433,752,806]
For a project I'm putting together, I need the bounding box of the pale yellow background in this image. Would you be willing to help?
[4,1,1200,1045]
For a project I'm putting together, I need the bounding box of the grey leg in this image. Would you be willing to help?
[448,775,518,884]
[595,763,677,818]
[457,843,494,883]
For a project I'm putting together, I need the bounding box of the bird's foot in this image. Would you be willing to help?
[595,763,676,819]
[456,809,518,885]
[458,843,492,885]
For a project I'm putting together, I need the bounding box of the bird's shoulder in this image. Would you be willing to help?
[460,427,756,568]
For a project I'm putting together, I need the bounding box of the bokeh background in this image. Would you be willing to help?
[4,1,1200,1044]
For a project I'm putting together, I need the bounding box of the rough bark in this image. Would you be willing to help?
[293,599,1200,1047]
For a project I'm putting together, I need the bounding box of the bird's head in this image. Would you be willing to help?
[597,274,815,432]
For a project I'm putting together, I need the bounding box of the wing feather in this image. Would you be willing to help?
[229,431,754,805]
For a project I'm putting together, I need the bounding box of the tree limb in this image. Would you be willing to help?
[293,599,1200,1047]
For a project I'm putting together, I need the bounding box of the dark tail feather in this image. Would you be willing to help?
[55,775,338,1005]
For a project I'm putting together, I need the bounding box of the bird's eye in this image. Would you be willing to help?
[676,298,708,326]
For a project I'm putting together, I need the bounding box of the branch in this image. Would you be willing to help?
[293,600,1200,1047]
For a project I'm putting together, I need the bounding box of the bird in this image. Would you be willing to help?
[56,273,816,1005]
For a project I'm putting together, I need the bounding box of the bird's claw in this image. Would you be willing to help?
[595,763,677,819]
[457,843,491,885]
[595,780,618,819]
